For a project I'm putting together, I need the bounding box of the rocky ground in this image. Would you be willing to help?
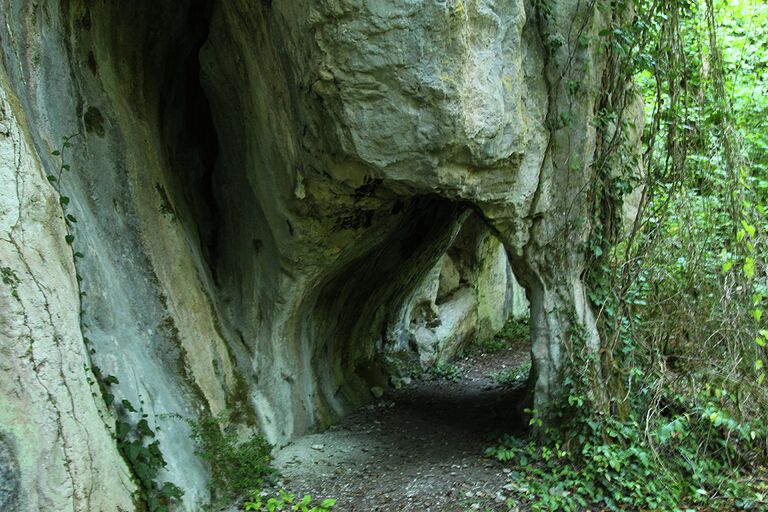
[271,344,531,512]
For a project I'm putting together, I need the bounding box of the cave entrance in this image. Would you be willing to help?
[284,210,533,510]
[306,197,532,418]
[381,209,534,444]
[401,213,530,372]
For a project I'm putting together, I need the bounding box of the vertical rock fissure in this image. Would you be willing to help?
[157,0,221,278]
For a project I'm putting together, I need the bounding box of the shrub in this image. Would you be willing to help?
[489,363,531,387]
[485,390,768,511]
[187,413,276,502]
[471,318,530,355]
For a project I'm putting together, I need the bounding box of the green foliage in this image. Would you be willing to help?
[1,266,20,301]
[93,369,184,512]
[472,335,509,355]
[1,266,19,285]
[598,0,768,425]
[470,318,530,355]
[408,364,425,380]
[488,363,530,387]
[429,362,463,381]
[486,390,768,511]
[497,318,529,342]
[186,413,276,502]
[49,135,80,245]
[480,1,768,509]
[182,414,341,509]
[243,489,336,512]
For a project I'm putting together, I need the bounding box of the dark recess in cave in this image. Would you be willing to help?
[309,196,470,400]
[158,0,222,280]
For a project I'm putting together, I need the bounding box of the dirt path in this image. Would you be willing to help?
[273,346,530,511]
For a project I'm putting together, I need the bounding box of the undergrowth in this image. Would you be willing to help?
[478,0,768,509]
[485,386,768,511]
[489,363,531,387]
[470,318,530,355]
[182,413,338,511]
[180,413,275,504]
[243,490,336,512]
[429,362,464,381]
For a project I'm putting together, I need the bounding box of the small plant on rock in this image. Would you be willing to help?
[489,363,531,387]
[243,489,336,512]
[185,413,276,503]
[430,362,463,381]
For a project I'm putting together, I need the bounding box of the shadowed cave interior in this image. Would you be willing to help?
[4,2,540,508]
[106,0,536,431]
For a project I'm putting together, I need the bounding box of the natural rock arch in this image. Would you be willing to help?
[0,0,630,509]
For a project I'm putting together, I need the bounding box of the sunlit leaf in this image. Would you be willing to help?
[744,257,755,278]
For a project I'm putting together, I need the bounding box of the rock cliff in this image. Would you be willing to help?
[0,0,630,509]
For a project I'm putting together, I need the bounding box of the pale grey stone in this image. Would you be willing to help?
[0,433,20,512]
[437,255,462,301]
[0,0,636,509]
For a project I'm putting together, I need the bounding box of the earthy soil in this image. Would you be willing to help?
[271,344,531,512]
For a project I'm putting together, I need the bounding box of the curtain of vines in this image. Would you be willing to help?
[591,0,766,440]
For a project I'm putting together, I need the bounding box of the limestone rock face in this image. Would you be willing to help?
[437,255,461,301]
[0,0,632,509]
[0,70,135,511]
[397,216,529,367]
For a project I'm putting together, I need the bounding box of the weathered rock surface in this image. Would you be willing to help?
[0,69,135,511]
[396,216,529,367]
[0,0,633,509]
